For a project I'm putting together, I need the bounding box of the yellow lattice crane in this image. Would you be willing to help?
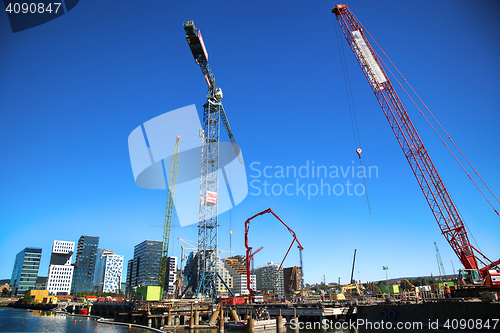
[159,136,181,292]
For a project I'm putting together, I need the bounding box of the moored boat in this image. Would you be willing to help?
[225,318,287,330]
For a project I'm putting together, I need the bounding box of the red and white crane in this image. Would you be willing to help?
[332,4,499,287]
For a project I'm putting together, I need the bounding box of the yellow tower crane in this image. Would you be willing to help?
[159,135,181,293]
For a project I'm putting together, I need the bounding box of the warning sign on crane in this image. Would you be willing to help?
[206,191,217,204]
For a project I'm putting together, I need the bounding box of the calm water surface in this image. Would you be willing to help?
[0,308,477,333]
[0,307,153,332]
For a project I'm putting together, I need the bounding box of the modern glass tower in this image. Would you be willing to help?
[71,235,99,294]
[126,240,161,289]
[10,248,42,295]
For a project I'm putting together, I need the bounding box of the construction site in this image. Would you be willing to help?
[4,2,499,333]
[62,4,500,332]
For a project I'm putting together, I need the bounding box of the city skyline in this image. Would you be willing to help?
[7,235,127,295]
[4,235,461,296]
[1,0,499,285]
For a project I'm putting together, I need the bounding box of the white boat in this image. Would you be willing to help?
[225,318,287,330]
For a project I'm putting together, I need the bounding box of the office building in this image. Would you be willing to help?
[215,258,233,296]
[93,248,124,293]
[126,240,162,289]
[224,258,255,295]
[181,252,198,294]
[71,235,99,294]
[125,259,134,296]
[255,262,284,295]
[47,240,75,295]
[10,248,42,295]
[165,256,177,295]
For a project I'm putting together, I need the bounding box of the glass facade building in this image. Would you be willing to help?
[71,235,99,294]
[10,247,42,295]
[126,240,161,290]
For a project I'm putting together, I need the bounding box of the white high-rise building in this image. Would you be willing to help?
[255,262,284,295]
[47,240,75,295]
[93,248,124,293]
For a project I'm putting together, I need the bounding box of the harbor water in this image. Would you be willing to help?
[0,307,480,333]
[0,307,153,333]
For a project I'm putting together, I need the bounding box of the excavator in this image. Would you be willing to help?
[400,279,416,292]
[330,284,363,301]
[331,249,363,300]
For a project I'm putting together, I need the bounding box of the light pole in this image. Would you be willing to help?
[382,266,389,293]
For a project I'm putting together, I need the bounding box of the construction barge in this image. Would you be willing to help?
[56,294,499,331]
[62,299,352,330]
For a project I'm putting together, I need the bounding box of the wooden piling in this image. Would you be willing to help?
[218,303,224,332]
[167,310,172,326]
[230,309,239,321]
[293,307,299,333]
[277,309,283,333]
[209,304,221,326]
[247,318,254,332]
[190,303,194,328]
[195,309,200,326]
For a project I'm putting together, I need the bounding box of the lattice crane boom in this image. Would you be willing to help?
[435,242,447,280]
[184,21,242,164]
[159,135,181,291]
[332,4,500,283]
[184,20,243,299]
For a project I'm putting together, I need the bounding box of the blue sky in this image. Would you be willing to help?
[1,0,499,285]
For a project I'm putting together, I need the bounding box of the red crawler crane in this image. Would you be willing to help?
[244,208,304,296]
[332,4,499,288]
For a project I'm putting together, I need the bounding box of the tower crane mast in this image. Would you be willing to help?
[332,4,500,286]
[183,21,242,299]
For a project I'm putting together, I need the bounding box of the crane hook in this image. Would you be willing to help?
[356,148,362,157]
